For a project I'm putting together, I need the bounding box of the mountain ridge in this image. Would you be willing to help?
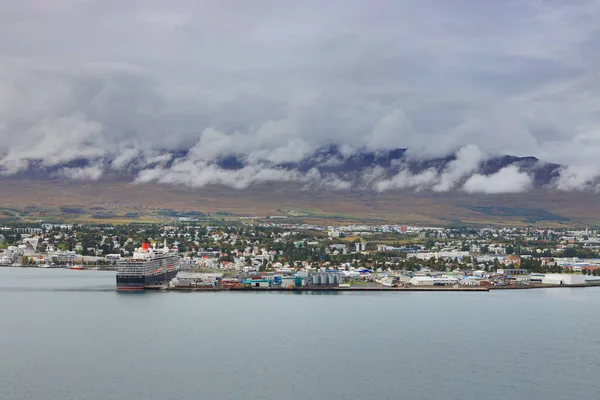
[3,146,564,191]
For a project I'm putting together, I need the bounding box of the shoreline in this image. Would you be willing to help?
[3,267,598,292]
[143,283,600,292]
[0,265,117,271]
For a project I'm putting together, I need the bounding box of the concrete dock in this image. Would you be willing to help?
[144,283,600,292]
[156,285,489,292]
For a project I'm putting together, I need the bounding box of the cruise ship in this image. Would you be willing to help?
[116,242,180,290]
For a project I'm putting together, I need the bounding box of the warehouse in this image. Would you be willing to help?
[541,274,585,285]
[409,276,458,286]
[497,268,529,275]
[280,276,299,288]
[242,278,272,288]
[409,276,435,286]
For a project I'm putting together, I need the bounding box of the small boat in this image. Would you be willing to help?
[69,264,85,270]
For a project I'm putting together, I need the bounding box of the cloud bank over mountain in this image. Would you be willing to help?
[1,1,600,192]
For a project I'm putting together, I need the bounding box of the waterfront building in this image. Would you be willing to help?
[497,268,529,275]
[242,278,271,288]
[52,251,77,264]
[281,276,298,288]
[541,274,585,285]
[409,276,459,286]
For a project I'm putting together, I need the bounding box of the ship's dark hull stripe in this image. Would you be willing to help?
[116,270,179,289]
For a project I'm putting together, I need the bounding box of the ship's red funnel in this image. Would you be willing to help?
[142,242,150,251]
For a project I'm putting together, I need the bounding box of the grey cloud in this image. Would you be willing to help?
[374,169,439,192]
[0,113,105,170]
[135,162,303,190]
[551,165,600,192]
[1,1,600,191]
[432,145,485,192]
[462,166,533,194]
[56,163,104,181]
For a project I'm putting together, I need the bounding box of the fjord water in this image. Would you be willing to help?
[1,268,599,400]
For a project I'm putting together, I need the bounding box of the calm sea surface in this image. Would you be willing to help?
[1,267,599,400]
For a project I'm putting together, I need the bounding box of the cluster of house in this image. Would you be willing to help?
[3,224,600,276]
[0,245,97,266]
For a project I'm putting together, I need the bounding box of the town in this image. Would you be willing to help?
[2,221,600,290]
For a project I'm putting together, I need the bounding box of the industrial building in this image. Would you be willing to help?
[242,278,272,288]
[541,274,585,285]
[409,276,459,286]
[310,273,342,286]
[280,276,301,288]
[497,268,529,275]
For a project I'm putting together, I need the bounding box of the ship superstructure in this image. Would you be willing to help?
[116,241,179,290]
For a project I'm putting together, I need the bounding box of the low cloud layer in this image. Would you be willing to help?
[1,1,600,192]
[463,166,533,194]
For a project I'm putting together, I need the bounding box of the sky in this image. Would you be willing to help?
[1,0,599,192]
